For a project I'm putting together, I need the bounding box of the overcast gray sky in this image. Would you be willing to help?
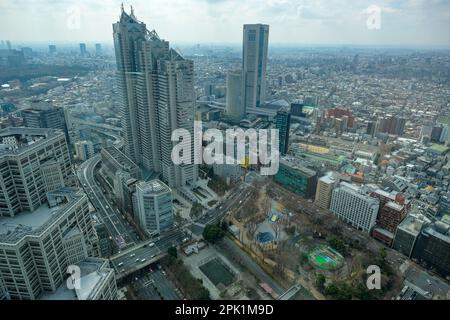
[1,0,450,46]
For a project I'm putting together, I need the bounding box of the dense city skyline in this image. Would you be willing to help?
[1,0,450,46]
[1,1,450,305]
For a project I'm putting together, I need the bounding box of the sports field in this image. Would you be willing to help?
[199,258,235,288]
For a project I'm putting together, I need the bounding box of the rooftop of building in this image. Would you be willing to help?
[319,174,337,184]
[428,144,449,154]
[40,257,113,301]
[22,100,60,112]
[0,127,63,157]
[423,220,450,243]
[385,201,404,211]
[136,179,171,195]
[279,157,317,177]
[0,188,83,244]
[404,266,450,300]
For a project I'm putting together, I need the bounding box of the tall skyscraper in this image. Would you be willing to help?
[0,127,107,300]
[79,43,87,56]
[113,6,197,188]
[225,70,244,121]
[48,44,56,54]
[95,43,102,55]
[242,24,269,109]
[275,106,291,156]
[134,180,174,237]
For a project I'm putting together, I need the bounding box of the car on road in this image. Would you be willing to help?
[118,262,124,267]
[141,258,146,263]
[130,254,135,258]
[149,243,155,247]
[135,258,140,263]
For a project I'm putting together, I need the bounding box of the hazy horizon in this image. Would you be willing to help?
[1,0,450,47]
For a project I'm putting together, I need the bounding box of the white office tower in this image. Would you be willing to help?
[113,7,197,188]
[330,182,379,233]
[226,70,244,121]
[0,127,74,218]
[134,180,173,237]
[242,24,269,109]
[0,189,101,300]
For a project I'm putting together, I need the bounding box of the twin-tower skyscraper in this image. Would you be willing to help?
[113,7,269,188]
[227,24,270,121]
[113,6,197,188]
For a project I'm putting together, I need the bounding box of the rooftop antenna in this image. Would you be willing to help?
[130,5,135,18]
[121,2,124,13]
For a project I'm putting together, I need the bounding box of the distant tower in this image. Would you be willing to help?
[49,44,56,54]
[6,40,11,50]
[79,43,87,55]
[242,24,269,109]
[113,7,197,188]
[275,106,291,156]
[226,70,244,122]
[95,43,102,55]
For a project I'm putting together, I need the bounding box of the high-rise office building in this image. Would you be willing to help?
[0,189,101,300]
[412,220,450,278]
[48,45,56,54]
[367,121,376,136]
[225,70,244,121]
[74,140,95,161]
[290,102,305,118]
[79,43,87,56]
[274,158,317,199]
[393,214,428,258]
[315,174,338,210]
[375,116,406,136]
[0,49,25,67]
[242,24,269,109]
[330,182,379,233]
[95,43,102,55]
[21,100,70,144]
[275,106,291,156]
[204,83,215,97]
[113,7,197,188]
[0,127,74,218]
[134,180,173,237]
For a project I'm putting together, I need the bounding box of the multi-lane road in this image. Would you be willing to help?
[110,228,189,273]
[197,182,254,226]
[77,155,140,253]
